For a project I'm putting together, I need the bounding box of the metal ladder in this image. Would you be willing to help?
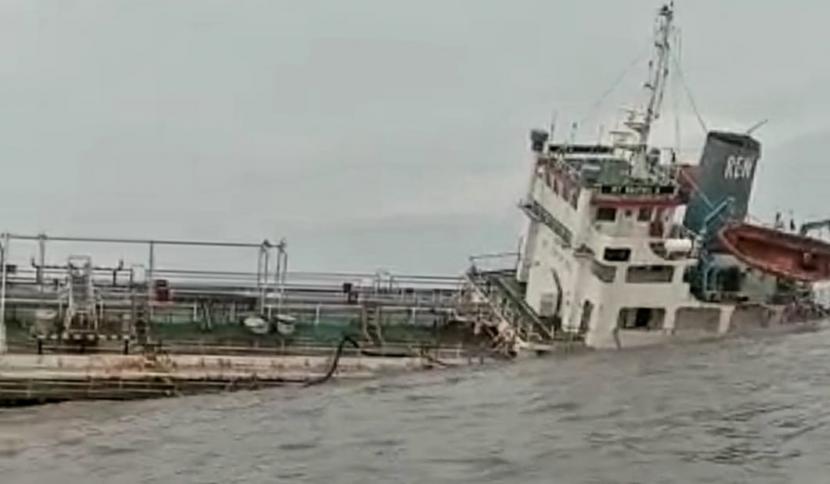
[360,302,384,346]
[462,269,554,355]
[62,256,100,333]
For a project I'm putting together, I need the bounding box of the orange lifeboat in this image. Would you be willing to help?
[718,223,830,282]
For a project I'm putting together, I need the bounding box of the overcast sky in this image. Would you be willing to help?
[0,0,827,274]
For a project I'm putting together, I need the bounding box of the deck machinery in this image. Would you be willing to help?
[0,233,471,355]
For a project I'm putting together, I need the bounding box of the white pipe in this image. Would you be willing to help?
[4,233,265,248]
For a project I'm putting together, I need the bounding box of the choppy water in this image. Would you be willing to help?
[2,327,830,484]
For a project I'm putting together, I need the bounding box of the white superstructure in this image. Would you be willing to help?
[461,2,815,352]
[515,140,734,348]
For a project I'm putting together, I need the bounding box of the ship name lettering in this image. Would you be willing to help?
[724,155,755,180]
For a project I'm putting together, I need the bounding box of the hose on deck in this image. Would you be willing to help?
[304,336,469,386]
[303,335,361,387]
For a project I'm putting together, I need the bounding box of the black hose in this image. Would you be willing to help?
[303,335,361,387]
[303,337,461,386]
[303,334,501,386]
[356,348,412,358]
[417,345,459,368]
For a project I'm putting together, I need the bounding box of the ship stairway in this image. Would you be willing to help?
[463,268,557,354]
[60,256,101,334]
[131,290,150,347]
[360,302,385,346]
[198,300,214,331]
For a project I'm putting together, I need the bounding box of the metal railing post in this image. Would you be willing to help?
[0,233,9,354]
[147,241,155,320]
[276,239,287,315]
[37,233,46,294]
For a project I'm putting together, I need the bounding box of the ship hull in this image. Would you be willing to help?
[606,303,824,350]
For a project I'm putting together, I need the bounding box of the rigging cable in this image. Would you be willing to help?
[670,47,708,136]
[577,40,653,128]
[672,27,683,155]
[677,167,715,210]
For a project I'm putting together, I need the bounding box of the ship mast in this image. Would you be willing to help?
[627,1,675,177]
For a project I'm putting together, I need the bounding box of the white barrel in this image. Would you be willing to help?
[276,314,296,336]
[664,238,693,253]
[33,309,58,335]
[34,308,57,321]
[243,316,269,335]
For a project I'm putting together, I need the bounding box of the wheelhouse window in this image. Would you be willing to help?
[626,265,674,283]
[596,207,617,222]
[579,301,594,333]
[618,307,666,330]
[638,207,652,221]
[591,260,617,283]
[603,248,631,262]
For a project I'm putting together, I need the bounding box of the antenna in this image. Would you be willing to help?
[549,110,558,143]
[672,25,682,155]
[627,2,675,176]
[746,118,769,136]
[569,122,578,145]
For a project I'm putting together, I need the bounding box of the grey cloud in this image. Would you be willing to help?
[0,0,827,273]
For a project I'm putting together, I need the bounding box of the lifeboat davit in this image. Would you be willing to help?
[718,223,830,282]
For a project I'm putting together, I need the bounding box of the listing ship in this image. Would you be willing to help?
[456,2,830,354]
[1,2,829,404]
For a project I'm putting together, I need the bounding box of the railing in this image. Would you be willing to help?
[519,198,574,246]
[0,231,472,358]
[465,266,556,345]
[469,252,520,274]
